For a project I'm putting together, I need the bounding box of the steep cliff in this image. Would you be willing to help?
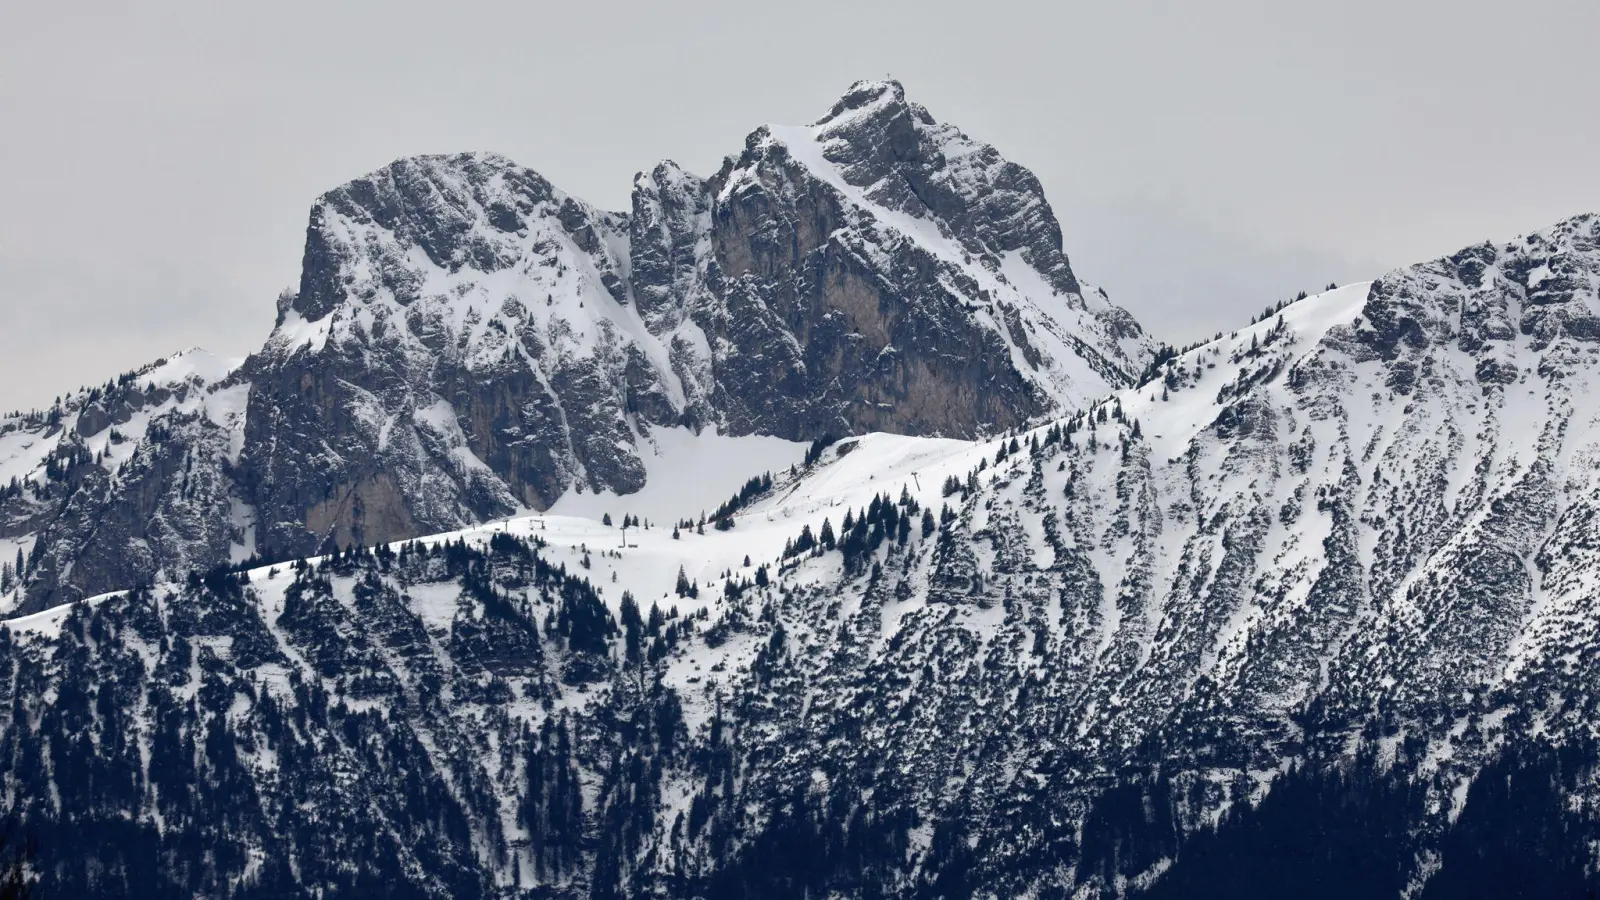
[0,80,1152,612]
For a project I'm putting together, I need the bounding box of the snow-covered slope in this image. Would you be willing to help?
[7,216,1600,897]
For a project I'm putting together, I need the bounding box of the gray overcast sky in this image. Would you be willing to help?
[3,0,1599,413]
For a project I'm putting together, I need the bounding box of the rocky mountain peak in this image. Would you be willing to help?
[3,79,1157,612]
[791,79,1087,295]
[707,81,1151,418]
[1345,212,1600,380]
[290,152,631,327]
[816,78,909,126]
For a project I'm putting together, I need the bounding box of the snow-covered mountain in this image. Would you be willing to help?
[3,215,1599,897]
[0,80,1152,614]
[0,349,250,613]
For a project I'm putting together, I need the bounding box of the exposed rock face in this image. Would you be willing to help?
[676,80,1150,440]
[239,152,678,559]
[1,81,1154,612]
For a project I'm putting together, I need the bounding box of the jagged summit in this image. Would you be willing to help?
[283,151,626,325]
[1,80,1155,612]
[1335,210,1600,390]
[709,80,1151,418]
[817,78,905,120]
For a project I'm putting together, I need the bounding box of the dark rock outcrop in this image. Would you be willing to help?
[1,81,1155,611]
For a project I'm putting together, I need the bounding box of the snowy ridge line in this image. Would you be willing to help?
[0,346,243,423]
[0,428,986,635]
[0,282,1369,635]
